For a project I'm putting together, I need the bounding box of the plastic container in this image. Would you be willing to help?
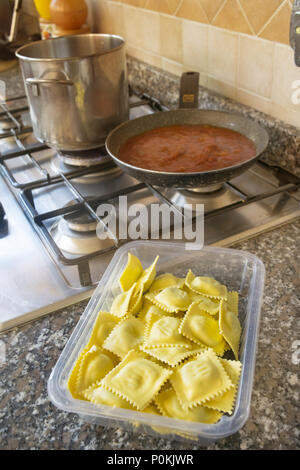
[48,241,265,444]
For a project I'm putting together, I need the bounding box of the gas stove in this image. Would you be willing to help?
[1,87,300,332]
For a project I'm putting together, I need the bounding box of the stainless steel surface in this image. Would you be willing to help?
[16,34,129,151]
[25,77,74,86]
[105,108,269,189]
[0,92,300,333]
[290,0,300,66]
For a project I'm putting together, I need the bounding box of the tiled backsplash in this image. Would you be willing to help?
[88,0,300,128]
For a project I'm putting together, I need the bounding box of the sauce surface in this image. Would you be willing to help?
[118,125,256,173]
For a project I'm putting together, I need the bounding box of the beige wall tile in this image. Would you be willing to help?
[123,5,160,55]
[126,45,162,68]
[272,44,300,112]
[237,88,271,114]
[182,20,208,72]
[121,0,146,7]
[161,57,188,76]
[91,0,125,36]
[271,102,300,128]
[212,0,253,35]
[239,0,282,34]
[208,26,238,85]
[198,0,225,22]
[259,1,291,45]
[176,0,208,23]
[160,58,208,88]
[207,75,237,99]
[144,0,181,15]
[160,14,182,63]
[238,35,274,98]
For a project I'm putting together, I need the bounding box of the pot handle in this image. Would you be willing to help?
[26,78,74,86]
[25,77,74,96]
[179,71,199,109]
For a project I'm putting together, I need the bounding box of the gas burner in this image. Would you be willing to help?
[163,184,242,214]
[57,147,109,167]
[185,183,224,193]
[50,201,114,255]
[51,152,122,183]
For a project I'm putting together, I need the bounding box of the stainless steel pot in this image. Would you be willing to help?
[16,34,129,152]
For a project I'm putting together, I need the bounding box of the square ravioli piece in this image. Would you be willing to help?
[101,350,172,410]
[179,302,226,355]
[155,388,222,424]
[144,312,192,349]
[219,299,241,360]
[203,358,242,414]
[85,311,119,349]
[103,316,144,359]
[83,383,135,410]
[142,344,203,367]
[171,349,233,409]
[68,345,116,398]
[185,270,227,300]
[145,286,191,313]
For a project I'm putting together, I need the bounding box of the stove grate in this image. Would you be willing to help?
[1,89,300,287]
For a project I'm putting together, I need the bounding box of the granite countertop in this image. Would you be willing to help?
[0,220,299,450]
[0,61,299,450]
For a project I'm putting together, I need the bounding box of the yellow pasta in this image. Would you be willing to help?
[179,302,226,356]
[103,316,144,359]
[155,388,222,424]
[219,299,241,360]
[85,311,119,349]
[135,255,159,293]
[74,346,116,397]
[110,283,136,318]
[148,273,185,294]
[145,286,191,313]
[203,358,242,414]
[142,344,203,367]
[67,345,90,400]
[119,252,143,292]
[83,383,135,409]
[144,312,192,349]
[226,291,239,316]
[138,301,166,322]
[68,251,244,431]
[170,349,233,409]
[193,296,220,316]
[101,350,172,410]
[185,270,228,300]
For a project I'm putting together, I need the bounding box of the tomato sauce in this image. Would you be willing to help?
[118,125,256,173]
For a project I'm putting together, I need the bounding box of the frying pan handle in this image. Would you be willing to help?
[179,71,199,109]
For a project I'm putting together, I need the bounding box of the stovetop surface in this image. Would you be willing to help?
[1,91,300,332]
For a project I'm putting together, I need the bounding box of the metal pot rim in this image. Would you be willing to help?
[15,33,125,62]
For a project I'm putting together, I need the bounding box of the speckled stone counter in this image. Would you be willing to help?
[0,221,299,450]
[0,59,299,450]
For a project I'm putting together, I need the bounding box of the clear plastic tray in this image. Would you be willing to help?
[48,241,265,444]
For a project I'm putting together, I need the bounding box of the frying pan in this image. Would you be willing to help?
[105,72,269,189]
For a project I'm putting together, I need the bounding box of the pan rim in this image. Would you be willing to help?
[105,109,269,178]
